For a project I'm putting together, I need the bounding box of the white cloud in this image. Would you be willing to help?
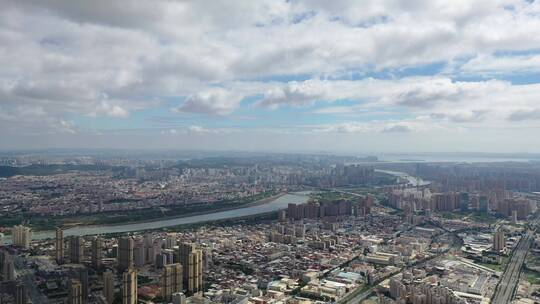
[88,100,129,118]
[312,120,425,134]
[186,125,239,134]
[391,78,469,107]
[2,0,540,150]
[59,119,77,134]
[257,80,328,108]
[0,105,79,135]
[460,53,540,75]
[248,76,540,134]
[173,88,243,115]
[188,125,208,133]
[429,110,488,123]
[507,108,540,121]
[382,124,413,133]
[313,122,370,133]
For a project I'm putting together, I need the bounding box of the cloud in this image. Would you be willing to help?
[88,100,129,118]
[507,108,540,121]
[0,105,79,135]
[173,88,243,115]
[459,53,540,76]
[186,125,238,134]
[59,120,77,134]
[252,77,509,110]
[382,124,412,133]
[430,110,487,123]
[188,125,208,133]
[314,122,370,133]
[392,78,467,107]
[257,80,328,108]
[312,106,357,114]
[313,120,422,134]
[3,0,540,150]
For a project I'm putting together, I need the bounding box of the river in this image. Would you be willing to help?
[30,191,312,240]
[18,170,426,241]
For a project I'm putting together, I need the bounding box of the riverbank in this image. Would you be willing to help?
[6,170,425,239]
[14,191,286,231]
[58,192,288,230]
[28,191,311,240]
[102,211,280,238]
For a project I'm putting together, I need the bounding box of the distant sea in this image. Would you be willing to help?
[377,153,540,163]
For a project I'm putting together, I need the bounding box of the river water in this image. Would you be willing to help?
[30,191,312,240]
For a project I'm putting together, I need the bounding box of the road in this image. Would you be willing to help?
[490,231,532,304]
[339,287,375,304]
[490,214,540,304]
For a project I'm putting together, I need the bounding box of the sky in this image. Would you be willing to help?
[2,0,540,153]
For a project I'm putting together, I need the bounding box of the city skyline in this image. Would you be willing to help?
[2,1,540,152]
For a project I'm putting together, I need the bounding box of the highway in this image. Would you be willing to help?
[491,231,532,304]
[491,213,540,304]
[339,287,375,304]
